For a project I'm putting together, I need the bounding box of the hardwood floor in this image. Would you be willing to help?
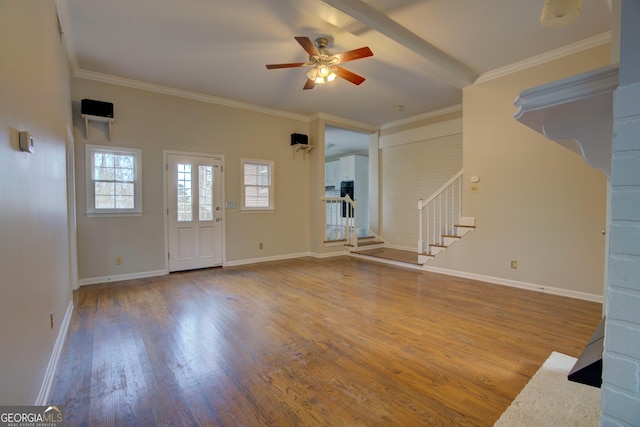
[49,257,602,426]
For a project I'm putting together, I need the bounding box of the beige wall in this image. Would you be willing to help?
[73,79,311,281]
[429,44,611,298]
[0,0,73,403]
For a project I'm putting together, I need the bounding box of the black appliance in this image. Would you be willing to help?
[340,181,354,218]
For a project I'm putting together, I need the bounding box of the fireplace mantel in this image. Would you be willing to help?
[513,64,619,180]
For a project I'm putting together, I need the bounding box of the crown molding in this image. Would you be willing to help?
[476,32,612,85]
[73,69,311,123]
[311,112,378,133]
[380,104,462,130]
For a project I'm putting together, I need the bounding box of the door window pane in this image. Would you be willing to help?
[199,165,213,221]
[177,164,192,222]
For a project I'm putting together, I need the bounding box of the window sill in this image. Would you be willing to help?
[86,211,143,218]
[240,208,275,214]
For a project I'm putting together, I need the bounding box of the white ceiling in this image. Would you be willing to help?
[58,0,612,128]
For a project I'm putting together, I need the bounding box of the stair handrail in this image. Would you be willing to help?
[418,169,463,254]
[322,195,359,247]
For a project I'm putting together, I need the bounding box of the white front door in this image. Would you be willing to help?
[167,154,223,272]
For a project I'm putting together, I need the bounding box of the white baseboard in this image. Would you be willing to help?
[223,252,312,267]
[79,252,602,303]
[346,252,603,303]
[78,269,167,287]
[310,250,348,259]
[35,300,74,405]
[422,265,603,303]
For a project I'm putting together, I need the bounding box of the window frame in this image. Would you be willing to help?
[85,144,143,217]
[241,158,274,212]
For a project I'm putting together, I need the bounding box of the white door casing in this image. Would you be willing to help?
[167,153,223,271]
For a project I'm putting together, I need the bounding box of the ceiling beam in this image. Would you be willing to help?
[319,0,478,88]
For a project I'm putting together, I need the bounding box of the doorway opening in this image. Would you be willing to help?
[324,125,375,239]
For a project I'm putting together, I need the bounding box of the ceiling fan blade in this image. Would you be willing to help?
[334,66,366,85]
[265,62,306,69]
[303,79,316,90]
[332,47,373,63]
[295,36,320,56]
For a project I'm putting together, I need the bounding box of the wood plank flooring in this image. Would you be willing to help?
[49,256,602,426]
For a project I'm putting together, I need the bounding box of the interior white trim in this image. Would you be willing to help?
[312,112,378,133]
[310,251,349,259]
[348,253,603,303]
[74,69,310,123]
[35,300,74,405]
[514,64,618,179]
[319,0,477,88]
[422,264,604,303]
[476,32,612,85]
[76,249,603,304]
[379,118,462,149]
[223,252,314,267]
[78,269,167,287]
[380,104,462,130]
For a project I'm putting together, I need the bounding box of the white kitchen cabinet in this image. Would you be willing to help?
[324,160,341,188]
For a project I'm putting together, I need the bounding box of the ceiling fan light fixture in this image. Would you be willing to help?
[306,68,318,81]
[540,0,583,27]
[265,36,373,90]
[308,63,337,85]
[317,64,331,78]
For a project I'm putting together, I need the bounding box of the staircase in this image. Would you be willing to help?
[418,216,475,264]
[417,169,475,264]
[345,235,385,251]
[325,169,475,268]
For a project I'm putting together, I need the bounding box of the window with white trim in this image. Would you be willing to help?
[241,159,274,211]
[85,144,142,216]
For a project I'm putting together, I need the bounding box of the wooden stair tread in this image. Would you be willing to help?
[345,240,384,248]
[345,236,384,248]
[442,235,461,239]
[358,239,384,246]
[324,239,347,244]
[353,247,423,265]
[455,224,476,228]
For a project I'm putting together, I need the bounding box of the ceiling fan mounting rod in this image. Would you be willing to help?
[314,37,330,50]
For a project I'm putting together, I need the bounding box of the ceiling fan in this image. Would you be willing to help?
[266,37,373,90]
